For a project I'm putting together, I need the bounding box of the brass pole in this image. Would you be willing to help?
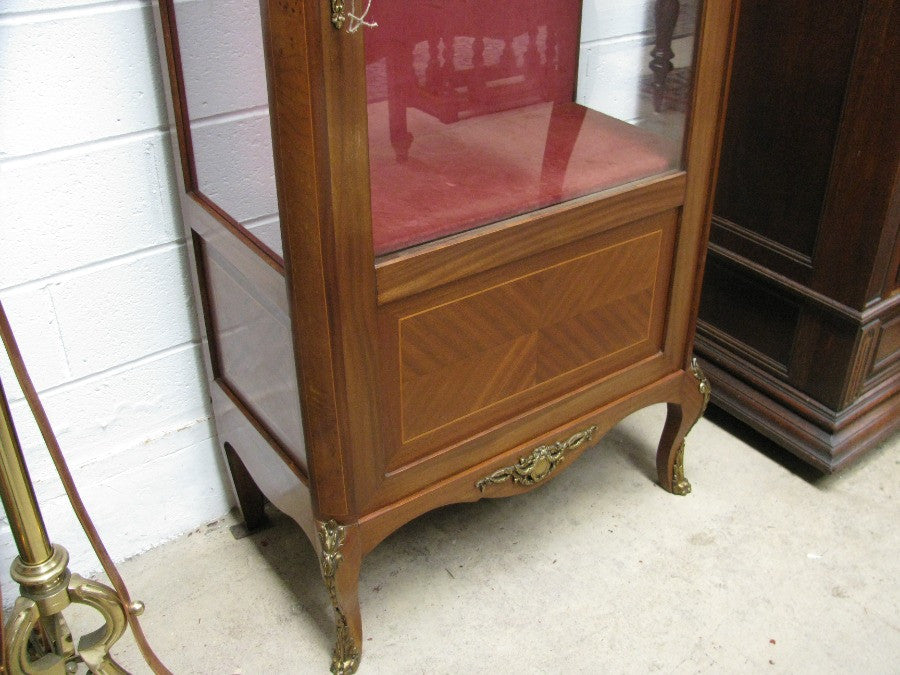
[0,377,53,566]
[0,372,133,673]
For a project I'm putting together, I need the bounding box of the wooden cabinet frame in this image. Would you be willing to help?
[696,0,899,471]
[153,1,739,670]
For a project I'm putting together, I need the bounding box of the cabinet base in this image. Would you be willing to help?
[219,365,708,673]
[695,356,900,473]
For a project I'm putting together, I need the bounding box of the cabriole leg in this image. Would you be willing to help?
[318,519,363,675]
[656,358,711,494]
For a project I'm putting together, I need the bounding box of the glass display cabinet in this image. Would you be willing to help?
[153,0,738,671]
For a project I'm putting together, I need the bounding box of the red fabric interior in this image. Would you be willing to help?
[368,102,674,255]
[364,1,674,255]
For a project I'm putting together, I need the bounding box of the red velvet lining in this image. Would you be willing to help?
[369,101,674,255]
[364,1,674,255]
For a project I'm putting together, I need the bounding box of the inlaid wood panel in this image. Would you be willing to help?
[399,229,665,442]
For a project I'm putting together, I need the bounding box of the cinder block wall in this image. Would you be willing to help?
[0,0,231,598]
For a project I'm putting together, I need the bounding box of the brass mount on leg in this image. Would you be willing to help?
[671,358,712,496]
[0,377,140,673]
[317,520,361,675]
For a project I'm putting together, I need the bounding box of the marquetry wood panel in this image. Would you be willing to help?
[398,228,665,443]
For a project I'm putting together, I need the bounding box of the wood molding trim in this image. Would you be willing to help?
[375,172,686,305]
[696,355,900,472]
[711,215,813,267]
[707,244,900,324]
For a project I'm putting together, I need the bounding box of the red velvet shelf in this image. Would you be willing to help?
[369,101,675,255]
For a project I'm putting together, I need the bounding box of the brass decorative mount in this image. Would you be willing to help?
[671,442,692,496]
[330,0,346,29]
[476,425,598,491]
[317,520,361,675]
[671,358,712,496]
[691,357,712,417]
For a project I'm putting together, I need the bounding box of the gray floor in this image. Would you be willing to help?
[106,404,898,674]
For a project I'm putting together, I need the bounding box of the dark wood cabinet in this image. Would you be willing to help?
[696,0,899,472]
[154,1,738,671]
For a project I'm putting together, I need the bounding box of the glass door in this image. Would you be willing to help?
[363,0,699,255]
[166,0,282,259]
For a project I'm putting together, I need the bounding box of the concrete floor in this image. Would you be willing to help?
[105,404,898,674]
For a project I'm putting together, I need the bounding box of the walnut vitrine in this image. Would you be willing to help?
[153,1,738,671]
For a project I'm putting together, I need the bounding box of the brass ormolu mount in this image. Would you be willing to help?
[0,378,141,673]
[475,426,598,492]
[317,520,361,675]
[330,0,346,29]
[669,358,711,496]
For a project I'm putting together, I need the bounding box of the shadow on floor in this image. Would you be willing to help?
[702,403,897,489]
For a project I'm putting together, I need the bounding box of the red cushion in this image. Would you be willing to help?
[369,101,675,255]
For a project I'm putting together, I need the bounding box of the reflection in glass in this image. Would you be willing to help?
[173,0,282,256]
[365,0,699,255]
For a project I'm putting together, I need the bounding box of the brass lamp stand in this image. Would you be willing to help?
[0,376,138,674]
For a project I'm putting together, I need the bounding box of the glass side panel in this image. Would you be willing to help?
[364,0,699,255]
[172,0,282,256]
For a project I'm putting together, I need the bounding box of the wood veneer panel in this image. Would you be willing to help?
[382,211,677,473]
[399,232,661,441]
[195,233,307,470]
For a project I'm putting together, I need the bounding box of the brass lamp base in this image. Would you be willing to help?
[5,544,143,674]
[0,370,143,672]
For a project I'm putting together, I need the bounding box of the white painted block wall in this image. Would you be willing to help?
[0,0,232,600]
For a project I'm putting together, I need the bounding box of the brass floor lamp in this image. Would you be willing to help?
[0,301,168,674]
[0,374,135,673]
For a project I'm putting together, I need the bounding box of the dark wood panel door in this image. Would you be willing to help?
[711,0,866,280]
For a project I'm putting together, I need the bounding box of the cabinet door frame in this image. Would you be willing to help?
[263,0,740,516]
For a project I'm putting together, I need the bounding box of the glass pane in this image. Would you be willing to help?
[172,0,281,256]
[364,0,699,255]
